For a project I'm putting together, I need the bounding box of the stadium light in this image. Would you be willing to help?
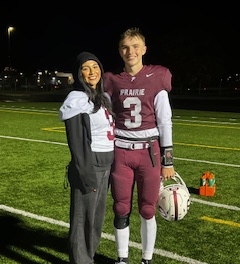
[7,26,15,73]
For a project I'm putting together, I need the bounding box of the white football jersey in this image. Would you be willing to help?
[59,91,114,152]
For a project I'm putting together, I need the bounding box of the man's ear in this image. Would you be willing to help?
[142,45,147,56]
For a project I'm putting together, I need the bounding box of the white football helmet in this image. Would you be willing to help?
[158,171,191,221]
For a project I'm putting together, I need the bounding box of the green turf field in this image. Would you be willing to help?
[0,102,239,264]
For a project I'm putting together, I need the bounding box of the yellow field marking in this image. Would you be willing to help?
[41,127,65,132]
[201,216,240,227]
[0,109,57,116]
[174,142,240,151]
[174,122,240,129]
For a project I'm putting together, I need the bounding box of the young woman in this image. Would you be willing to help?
[59,51,115,264]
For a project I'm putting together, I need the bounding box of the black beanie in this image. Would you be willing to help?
[72,51,104,89]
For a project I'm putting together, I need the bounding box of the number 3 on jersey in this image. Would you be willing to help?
[123,97,142,129]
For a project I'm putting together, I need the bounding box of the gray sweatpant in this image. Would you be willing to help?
[68,169,110,264]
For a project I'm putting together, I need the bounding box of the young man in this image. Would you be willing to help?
[104,28,175,264]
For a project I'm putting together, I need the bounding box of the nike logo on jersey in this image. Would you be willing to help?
[146,73,154,77]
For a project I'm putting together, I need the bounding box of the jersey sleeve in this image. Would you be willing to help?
[103,72,113,97]
[154,90,173,147]
[162,67,172,92]
[59,91,92,121]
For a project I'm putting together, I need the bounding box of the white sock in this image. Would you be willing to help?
[114,226,129,258]
[140,215,156,260]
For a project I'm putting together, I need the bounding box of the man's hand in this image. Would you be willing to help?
[161,167,175,181]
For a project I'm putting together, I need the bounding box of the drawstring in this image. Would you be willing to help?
[64,164,70,189]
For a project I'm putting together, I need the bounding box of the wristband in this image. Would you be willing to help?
[160,146,173,166]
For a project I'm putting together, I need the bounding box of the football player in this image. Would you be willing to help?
[104,27,175,264]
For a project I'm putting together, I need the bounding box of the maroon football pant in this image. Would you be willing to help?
[110,140,161,220]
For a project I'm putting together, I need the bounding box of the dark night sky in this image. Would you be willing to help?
[1,3,239,75]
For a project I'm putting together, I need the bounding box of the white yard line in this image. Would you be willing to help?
[0,135,67,146]
[0,204,210,264]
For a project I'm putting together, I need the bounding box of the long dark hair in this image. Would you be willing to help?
[82,77,115,118]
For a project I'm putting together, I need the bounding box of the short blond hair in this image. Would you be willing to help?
[119,27,146,47]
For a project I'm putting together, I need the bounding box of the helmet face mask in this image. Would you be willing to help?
[158,172,191,221]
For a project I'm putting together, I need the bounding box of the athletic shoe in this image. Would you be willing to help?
[141,259,152,264]
[115,257,129,264]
